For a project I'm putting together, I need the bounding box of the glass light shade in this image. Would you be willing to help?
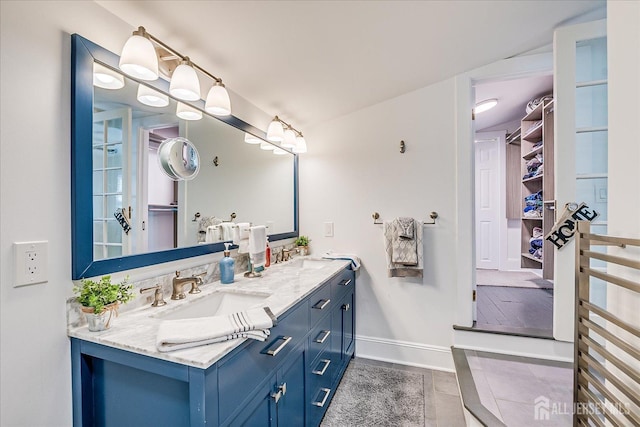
[273,148,287,155]
[205,82,231,116]
[266,119,284,142]
[119,34,159,81]
[474,98,498,114]
[282,129,297,148]
[176,102,202,121]
[293,135,307,153]
[170,62,201,101]
[244,133,261,144]
[137,84,169,107]
[260,141,276,150]
[93,63,125,90]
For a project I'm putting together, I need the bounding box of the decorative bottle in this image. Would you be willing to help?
[220,243,235,284]
[265,237,271,267]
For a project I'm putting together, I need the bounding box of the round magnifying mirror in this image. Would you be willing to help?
[157,137,200,181]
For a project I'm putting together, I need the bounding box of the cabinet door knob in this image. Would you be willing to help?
[342,303,350,311]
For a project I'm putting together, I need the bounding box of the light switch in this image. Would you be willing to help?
[324,222,334,237]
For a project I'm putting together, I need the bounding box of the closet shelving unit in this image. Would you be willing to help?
[520,100,555,279]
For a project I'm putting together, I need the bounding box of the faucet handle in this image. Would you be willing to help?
[140,284,167,307]
[175,270,181,277]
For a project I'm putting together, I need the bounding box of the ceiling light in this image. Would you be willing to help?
[137,84,169,107]
[170,57,201,101]
[176,102,202,121]
[244,133,261,144]
[293,134,307,153]
[273,148,288,155]
[474,98,498,114]
[93,63,125,90]
[260,141,276,150]
[266,117,285,142]
[205,81,231,116]
[282,128,297,149]
[119,27,159,81]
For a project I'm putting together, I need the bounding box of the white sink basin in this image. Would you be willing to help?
[284,258,332,270]
[154,290,271,321]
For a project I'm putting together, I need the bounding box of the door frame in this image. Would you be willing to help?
[454,52,553,329]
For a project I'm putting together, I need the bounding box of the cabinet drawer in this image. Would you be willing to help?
[331,268,354,301]
[217,301,308,424]
[309,282,332,327]
[307,376,333,427]
[307,313,331,365]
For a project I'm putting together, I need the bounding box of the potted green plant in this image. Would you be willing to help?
[295,235,311,256]
[73,275,134,331]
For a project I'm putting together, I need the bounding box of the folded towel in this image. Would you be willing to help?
[384,218,423,278]
[249,226,267,267]
[206,225,221,243]
[233,222,251,253]
[390,218,418,265]
[156,306,277,352]
[220,222,235,241]
[397,217,415,239]
[198,216,222,243]
[322,252,361,271]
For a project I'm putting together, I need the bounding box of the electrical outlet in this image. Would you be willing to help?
[324,222,334,237]
[14,241,48,287]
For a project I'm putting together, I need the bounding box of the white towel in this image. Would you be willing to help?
[383,219,423,278]
[233,222,251,253]
[220,222,235,241]
[249,226,267,267]
[322,252,361,271]
[206,225,221,243]
[156,306,277,352]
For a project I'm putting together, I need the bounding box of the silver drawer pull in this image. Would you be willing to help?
[312,359,331,376]
[264,336,292,356]
[312,298,330,310]
[312,388,331,407]
[339,279,352,286]
[271,382,287,403]
[342,303,350,311]
[314,330,331,344]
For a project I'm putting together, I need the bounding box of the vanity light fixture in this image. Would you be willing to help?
[119,26,231,113]
[169,57,201,101]
[260,141,276,151]
[119,27,159,81]
[244,133,262,144]
[282,127,297,149]
[474,98,498,114]
[137,84,169,107]
[293,133,307,154]
[176,102,203,121]
[273,148,288,155]
[93,63,125,89]
[266,116,285,142]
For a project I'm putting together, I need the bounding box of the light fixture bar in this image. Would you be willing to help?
[273,116,302,137]
[136,26,224,84]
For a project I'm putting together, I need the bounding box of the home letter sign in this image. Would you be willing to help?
[545,203,599,250]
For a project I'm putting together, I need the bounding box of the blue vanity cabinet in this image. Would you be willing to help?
[70,265,355,427]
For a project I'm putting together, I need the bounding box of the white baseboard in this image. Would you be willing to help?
[355,334,454,372]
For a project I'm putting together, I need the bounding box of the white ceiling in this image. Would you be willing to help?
[96,1,604,128]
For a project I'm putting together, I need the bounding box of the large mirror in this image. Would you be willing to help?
[72,34,298,279]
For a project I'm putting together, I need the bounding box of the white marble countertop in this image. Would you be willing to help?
[68,257,351,369]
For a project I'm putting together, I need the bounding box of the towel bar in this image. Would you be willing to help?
[372,211,438,225]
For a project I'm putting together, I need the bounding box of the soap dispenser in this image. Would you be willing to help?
[220,243,235,284]
[265,237,271,267]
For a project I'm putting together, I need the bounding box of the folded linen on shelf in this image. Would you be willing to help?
[383,218,423,278]
[156,306,277,352]
[248,225,267,268]
[322,252,362,271]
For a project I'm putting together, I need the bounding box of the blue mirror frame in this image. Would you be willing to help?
[71,34,298,279]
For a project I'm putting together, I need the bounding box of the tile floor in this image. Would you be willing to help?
[335,358,466,426]
[464,350,574,426]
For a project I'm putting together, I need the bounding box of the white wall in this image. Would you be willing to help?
[301,79,458,370]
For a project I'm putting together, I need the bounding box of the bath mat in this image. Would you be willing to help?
[321,362,425,426]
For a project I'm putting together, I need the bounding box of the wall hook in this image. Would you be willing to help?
[212,156,219,167]
[372,212,382,224]
[229,212,237,221]
[399,140,406,153]
[192,212,201,222]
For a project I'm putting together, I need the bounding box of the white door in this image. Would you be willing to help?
[475,135,501,270]
[554,19,608,342]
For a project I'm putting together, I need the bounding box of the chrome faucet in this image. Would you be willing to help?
[172,271,204,300]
